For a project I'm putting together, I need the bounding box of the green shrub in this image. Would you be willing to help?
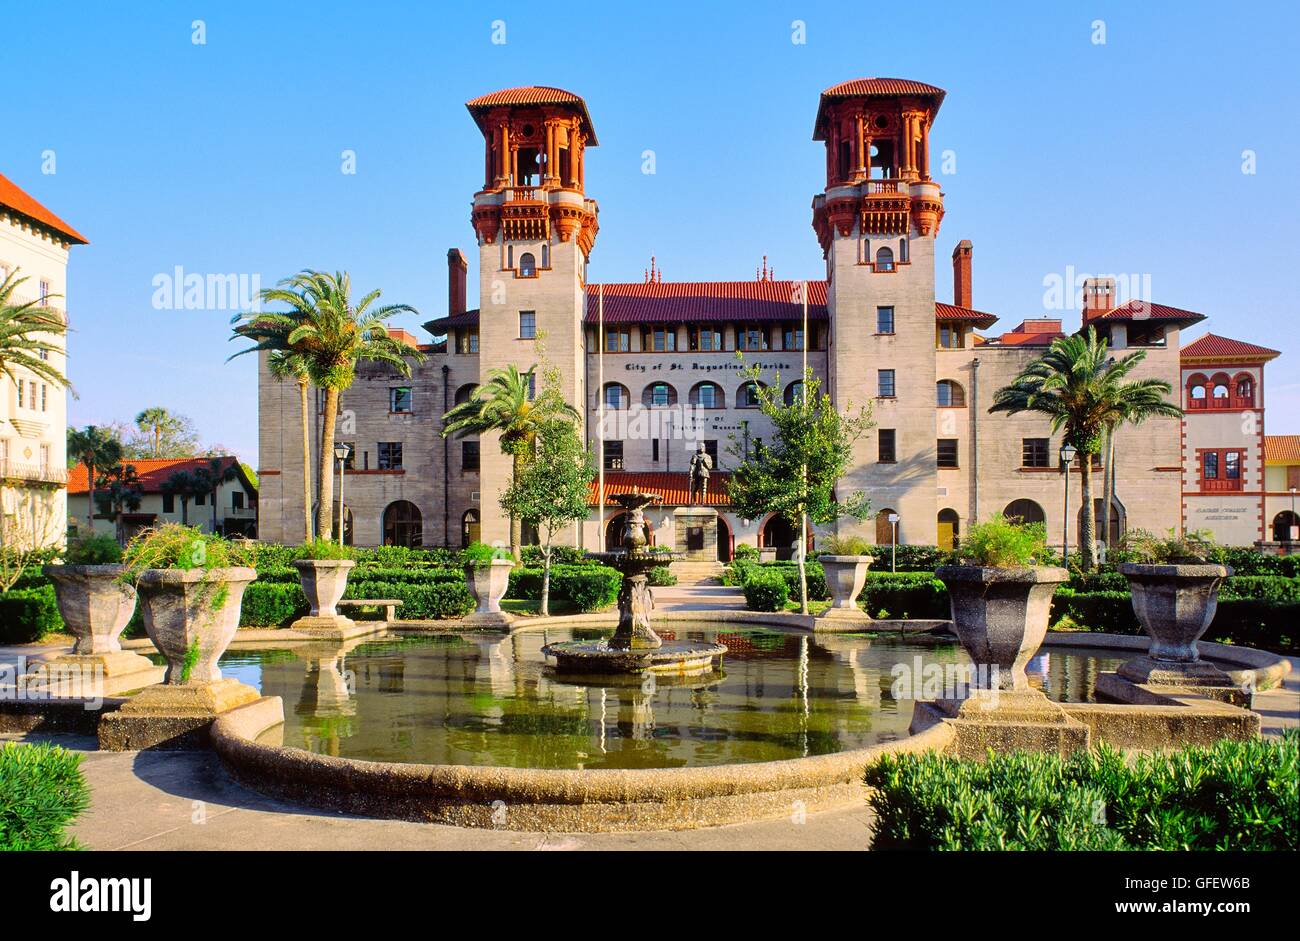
[121,523,255,576]
[344,579,475,619]
[1119,527,1217,564]
[0,586,63,643]
[733,544,759,561]
[0,742,89,850]
[889,544,956,572]
[520,544,590,567]
[506,564,621,610]
[864,732,1299,851]
[1221,576,1300,602]
[956,518,1050,567]
[819,534,873,556]
[743,570,789,612]
[64,534,123,565]
[293,537,355,561]
[861,572,950,619]
[239,583,308,627]
[646,565,677,587]
[462,541,510,565]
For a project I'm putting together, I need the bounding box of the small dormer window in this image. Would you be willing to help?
[519,252,536,277]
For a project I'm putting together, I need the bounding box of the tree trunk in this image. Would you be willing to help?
[181,498,189,526]
[1079,459,1097,571]
[298,377,312,543]
[316,387,340,540]
[85,462,96,537]
[509,450,523,563]
[211,488,219,534]
[1103,426,1117,554]
[796,511,809,615]
[540,543,552,616]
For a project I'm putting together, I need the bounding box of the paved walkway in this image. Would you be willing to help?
[652,583,748,612]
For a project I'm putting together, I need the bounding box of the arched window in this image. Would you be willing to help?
[783,380,806,406]
[690,382,724,409]
[1273,511,1300,543]
[642,382,678,407]
[461,509,481,548]
[602,382,630,410]
[875,246,895,271]
[737,381,766,408]
[383,500,423,547]
[1210,372,1231,404]
[937,508,959,551]
[1186,373,1209,408]
[936,379,966,407]
[518,252,536,277]
[454,383,477,405]
[1234,374,1255,407]
[875,508,898,545]
[1003,499,1046,525]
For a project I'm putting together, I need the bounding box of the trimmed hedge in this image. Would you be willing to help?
[862,572,950,620]
[0,741,89,851]
[506,565,622,611]
[730,560,829,602]
[742,571,789,611]
[864,732,1299,851]
[0,586,62,643]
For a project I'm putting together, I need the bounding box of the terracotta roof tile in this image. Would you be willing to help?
[1093,300,1205,325]
[1264,435,1300,463]
[584,281,828,325]
[466,86,597,144]
[1181,333,1281,362]
[0,172,87,244]
[67,456,244,495]
[589,471,730,507]
[815,78,946,138]
[935,301,998,328]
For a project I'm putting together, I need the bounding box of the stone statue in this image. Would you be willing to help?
[688,443,713,504]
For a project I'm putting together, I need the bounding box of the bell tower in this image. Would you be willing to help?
[811,78,946,545]
[465,86,599,546]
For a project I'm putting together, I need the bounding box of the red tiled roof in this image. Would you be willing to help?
[1092,300,1205,325]
[589,471,731,507]
[1265,435,1300,463]
[466,86,597,144]
[0,172,87,244]
[584,281,828,325]
[67,456,243,495]
[1181,333,1280,362]
[935,301,998,328]
[423,309,480,334]
[815,78,946,138]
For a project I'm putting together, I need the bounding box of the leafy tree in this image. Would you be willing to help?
[726,365,874,614]
[500,419,595,614]
[0,269,70,392]
[232,270,422,540]
[265,350,313,542]
[160,470,200,525]
[989,326,1182,570]
[93,463,143,544]
[442,363,579,562]
[66,426,123,536]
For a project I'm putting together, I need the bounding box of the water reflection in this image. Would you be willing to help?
[241,629,1126,770]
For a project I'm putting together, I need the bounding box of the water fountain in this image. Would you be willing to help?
[542,489,726,675]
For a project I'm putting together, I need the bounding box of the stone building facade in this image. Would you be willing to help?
[255,80,1286,556]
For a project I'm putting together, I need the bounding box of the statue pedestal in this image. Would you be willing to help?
[673,508,718,561]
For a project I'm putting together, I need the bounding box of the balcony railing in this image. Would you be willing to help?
[0,460,67,485]
[1201,478,1243,493]
[225,507,256,519]
[865,180,902,195]
[503,185,542,203]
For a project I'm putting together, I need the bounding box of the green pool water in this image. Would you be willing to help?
[226,628,1126,770]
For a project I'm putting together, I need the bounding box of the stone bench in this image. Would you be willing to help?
[337,599,404,623]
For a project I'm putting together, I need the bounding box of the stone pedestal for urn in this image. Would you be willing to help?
[813,555,874,632]
[26,565,163,697]
[1096,563,1248,707]
[289,559,376,639]
[99,567,281,749]
[461,558,515,628]
[913,566,1088,757]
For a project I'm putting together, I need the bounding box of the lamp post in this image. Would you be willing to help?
[333,443,351,546]
[1060,443,1078,566]
[888,512,900,572]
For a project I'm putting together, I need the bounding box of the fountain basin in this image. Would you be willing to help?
[541,639,726,676]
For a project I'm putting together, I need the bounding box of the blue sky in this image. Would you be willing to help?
[4,0,1297,461]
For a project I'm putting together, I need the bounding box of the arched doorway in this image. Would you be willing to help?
[716,514,732,562]
[605,513,652,551]
[937,509,959,551]
[1003,499,1046,525]
[1273,511,1300,542]
[875,508,897,546]
[1077,499,1122,547]
[383,500,422,547]
[461,509,480,547]
[763,515,797,560]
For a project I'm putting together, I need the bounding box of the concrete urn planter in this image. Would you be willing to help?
[42,564,137,654]
[137,567,257,685]
[466,559,514,616]
[935,565,1069,690]
[1117,563,1232,663]
[293,559,356,618]
[817,555,874,611]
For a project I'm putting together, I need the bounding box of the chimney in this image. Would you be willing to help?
[1081,277,1115,323]
[447,248,468,315]
[952,240,973,308]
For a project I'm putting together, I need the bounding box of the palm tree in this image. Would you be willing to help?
[67,426,123,537]
[990,326,1182,569]
[1,269,71,391]
[134,407,183,458]
[232,270,422,539]
[442,364,579,561]
[161,470,199,525]
[265,351,314,542]
[191,458,238,533]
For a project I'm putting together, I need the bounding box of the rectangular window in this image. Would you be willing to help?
[16,379,23,408]
[703,440,719,463]
[526,372,536,400]
[519,310,536,339]
[937,439,959,468]
[378,442,403,470]
[389,387,412,413]
[605,329,630,352]
[1022,438,1050,468]
[457,327,479,354]
[740,325,768,351]
[878,369,896,398]
[691,326,722,351]
[938,326,964,349]
[604,385,624,409]
[39,443,49,469]
[1203,452,1218,479]
[462,441,480,472]
[232,491,245,510]
[876,306,895,334]
[162,493,175,514]
[651,328,676,352]
[783,326,804,350]
[603,440,624,471]
[1225,451,1240,479]
[41,384,47,411]
[878,429,896,463]
[39,280,50,305]
[195,492,206,506]
[652,439,660,462]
